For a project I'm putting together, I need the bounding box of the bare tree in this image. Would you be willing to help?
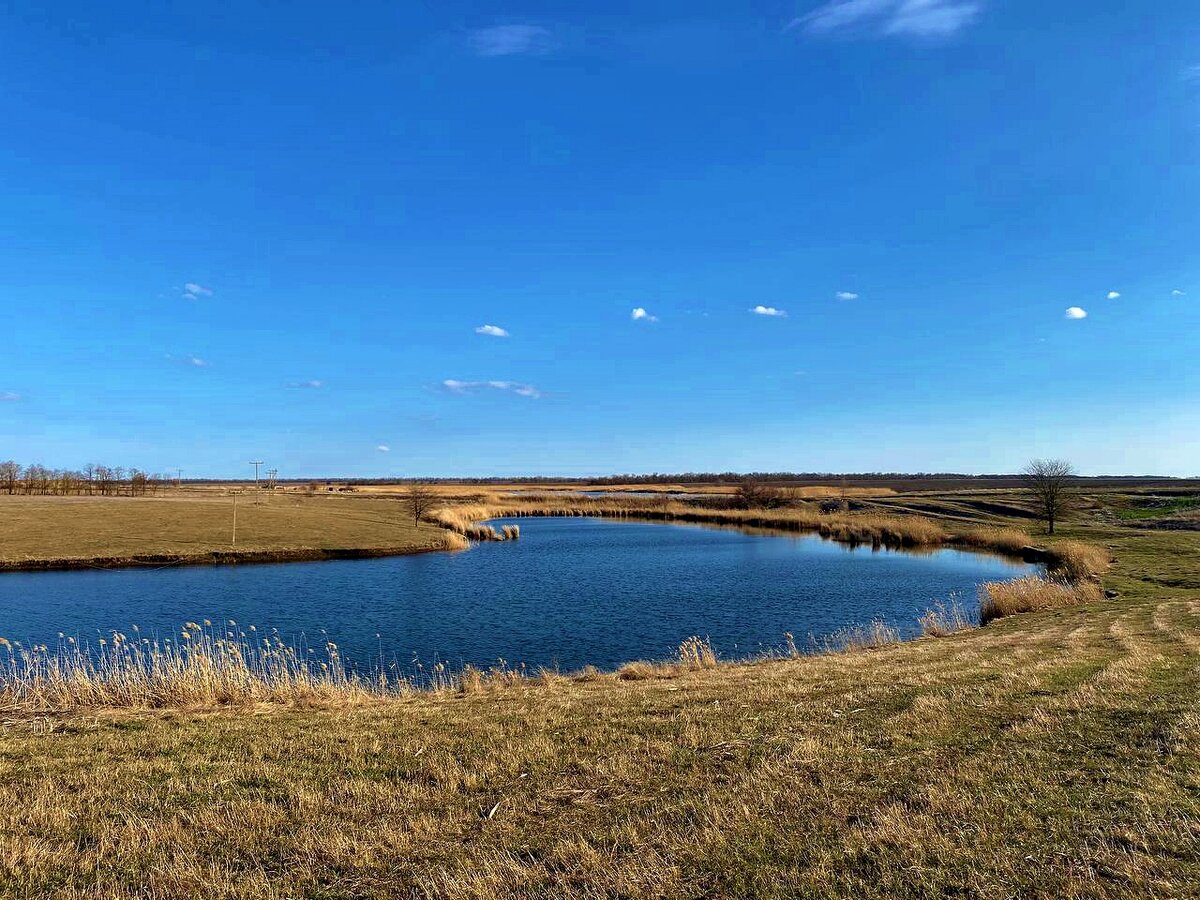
[1023,458,1075,535]
[405,483,436,527]
[0,460,18,495]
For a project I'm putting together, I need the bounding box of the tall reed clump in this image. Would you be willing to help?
[677,635,717,670]
[978,575,1103,625]
[0,622,391,711]
[1045,540,1111,581]
[954,526,1032,555]
[919,597,977,637]
[820,619,901,653]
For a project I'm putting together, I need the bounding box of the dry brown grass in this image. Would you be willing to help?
[0,494,461,569]
[954,525,1033,554]
[427,494,953,550]
[1046,539,1112,580]
[0,622,387,712]
[820,619,901,652]
[979,575,1104,625]
[919,597,978,636]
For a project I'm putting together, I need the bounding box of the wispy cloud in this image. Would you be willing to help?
[751,305,787,317]
[631,307,658,322]
[836,291,859,301]
[167,354,209,367]
[182,282,212,300]
[0,391,20,402]
[1065,307,1088,320]
[468,24,553,57]
[1172,289,1186,296]
[1106,291,1121,300]
[376,445,391,453]
[442,379,541,398]
[793,0,982,39]
[287,379,323,389]
[475,324,510,337]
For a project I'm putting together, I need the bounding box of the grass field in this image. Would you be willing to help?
[0,494,462,569]
[0,485,1198,896]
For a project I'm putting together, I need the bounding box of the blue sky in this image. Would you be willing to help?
[1,1,1197,477]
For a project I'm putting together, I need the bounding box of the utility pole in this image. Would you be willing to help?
[231,494,238,547]
[175,468,183,490]
[249,460,264,502]
[267,468,278,491]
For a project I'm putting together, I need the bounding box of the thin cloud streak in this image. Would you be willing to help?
[287,379,323,389]
[442,379,541,398]
[0,391,20,402]
[794,0,982,38]
[167,354,209,367]
[751,305,787,317]
[182,282,212,299]
[475,324,510,337]
[468,24,553,57]
[836,291,859,301]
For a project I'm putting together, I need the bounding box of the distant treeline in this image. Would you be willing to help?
[0,461,170,496]
[264,472,1194,488]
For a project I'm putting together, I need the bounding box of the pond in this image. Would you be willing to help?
[0,517,1038,674]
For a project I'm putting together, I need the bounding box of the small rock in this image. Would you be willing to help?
[1104,589,1119,600]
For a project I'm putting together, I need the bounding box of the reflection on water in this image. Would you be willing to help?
[0,517,1039,674]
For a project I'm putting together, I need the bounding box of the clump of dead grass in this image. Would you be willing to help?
[1045,540,1111,581]
[919,597,977,637]
[979,575,1103,625]
[954,526,1031,555]
[820,619,901,653]
[0,622,388,711]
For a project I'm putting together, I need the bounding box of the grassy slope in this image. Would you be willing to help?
[0,517,1198,897]
[0,494,454,565]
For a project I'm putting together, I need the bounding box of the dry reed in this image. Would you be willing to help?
[979,575,1103,625]
[919,597,977,637]
[0,622,384,711]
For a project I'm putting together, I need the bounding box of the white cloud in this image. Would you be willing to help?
[794,0,982,38]
[167,354,209,367]
[376,445,390,453]
[1065,307,1088,320]
[751,305,787,317]
[443,379,541,398]
[182,282,212,299]
[1172,289,1186,296]
[288,379,323,389]
[631,307,658,322]
[0,391,20,402]
[836,291,859,301]
[475,324,510,337]
[1107,291,1121,300]
[468,24,553,57]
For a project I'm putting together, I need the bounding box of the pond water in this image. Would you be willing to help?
[0,518,1038,674]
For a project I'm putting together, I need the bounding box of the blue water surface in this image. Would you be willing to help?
[0,518,1036,673]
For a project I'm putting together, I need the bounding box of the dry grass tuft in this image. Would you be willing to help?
[1046,540,1112,581]
[616,661,656,681]
[822,619,901,652]
[677,635,718,670]
[919,597,977,637]
[979,575,1103,625]
[0,622,385,712]
[955,526,1032,555]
